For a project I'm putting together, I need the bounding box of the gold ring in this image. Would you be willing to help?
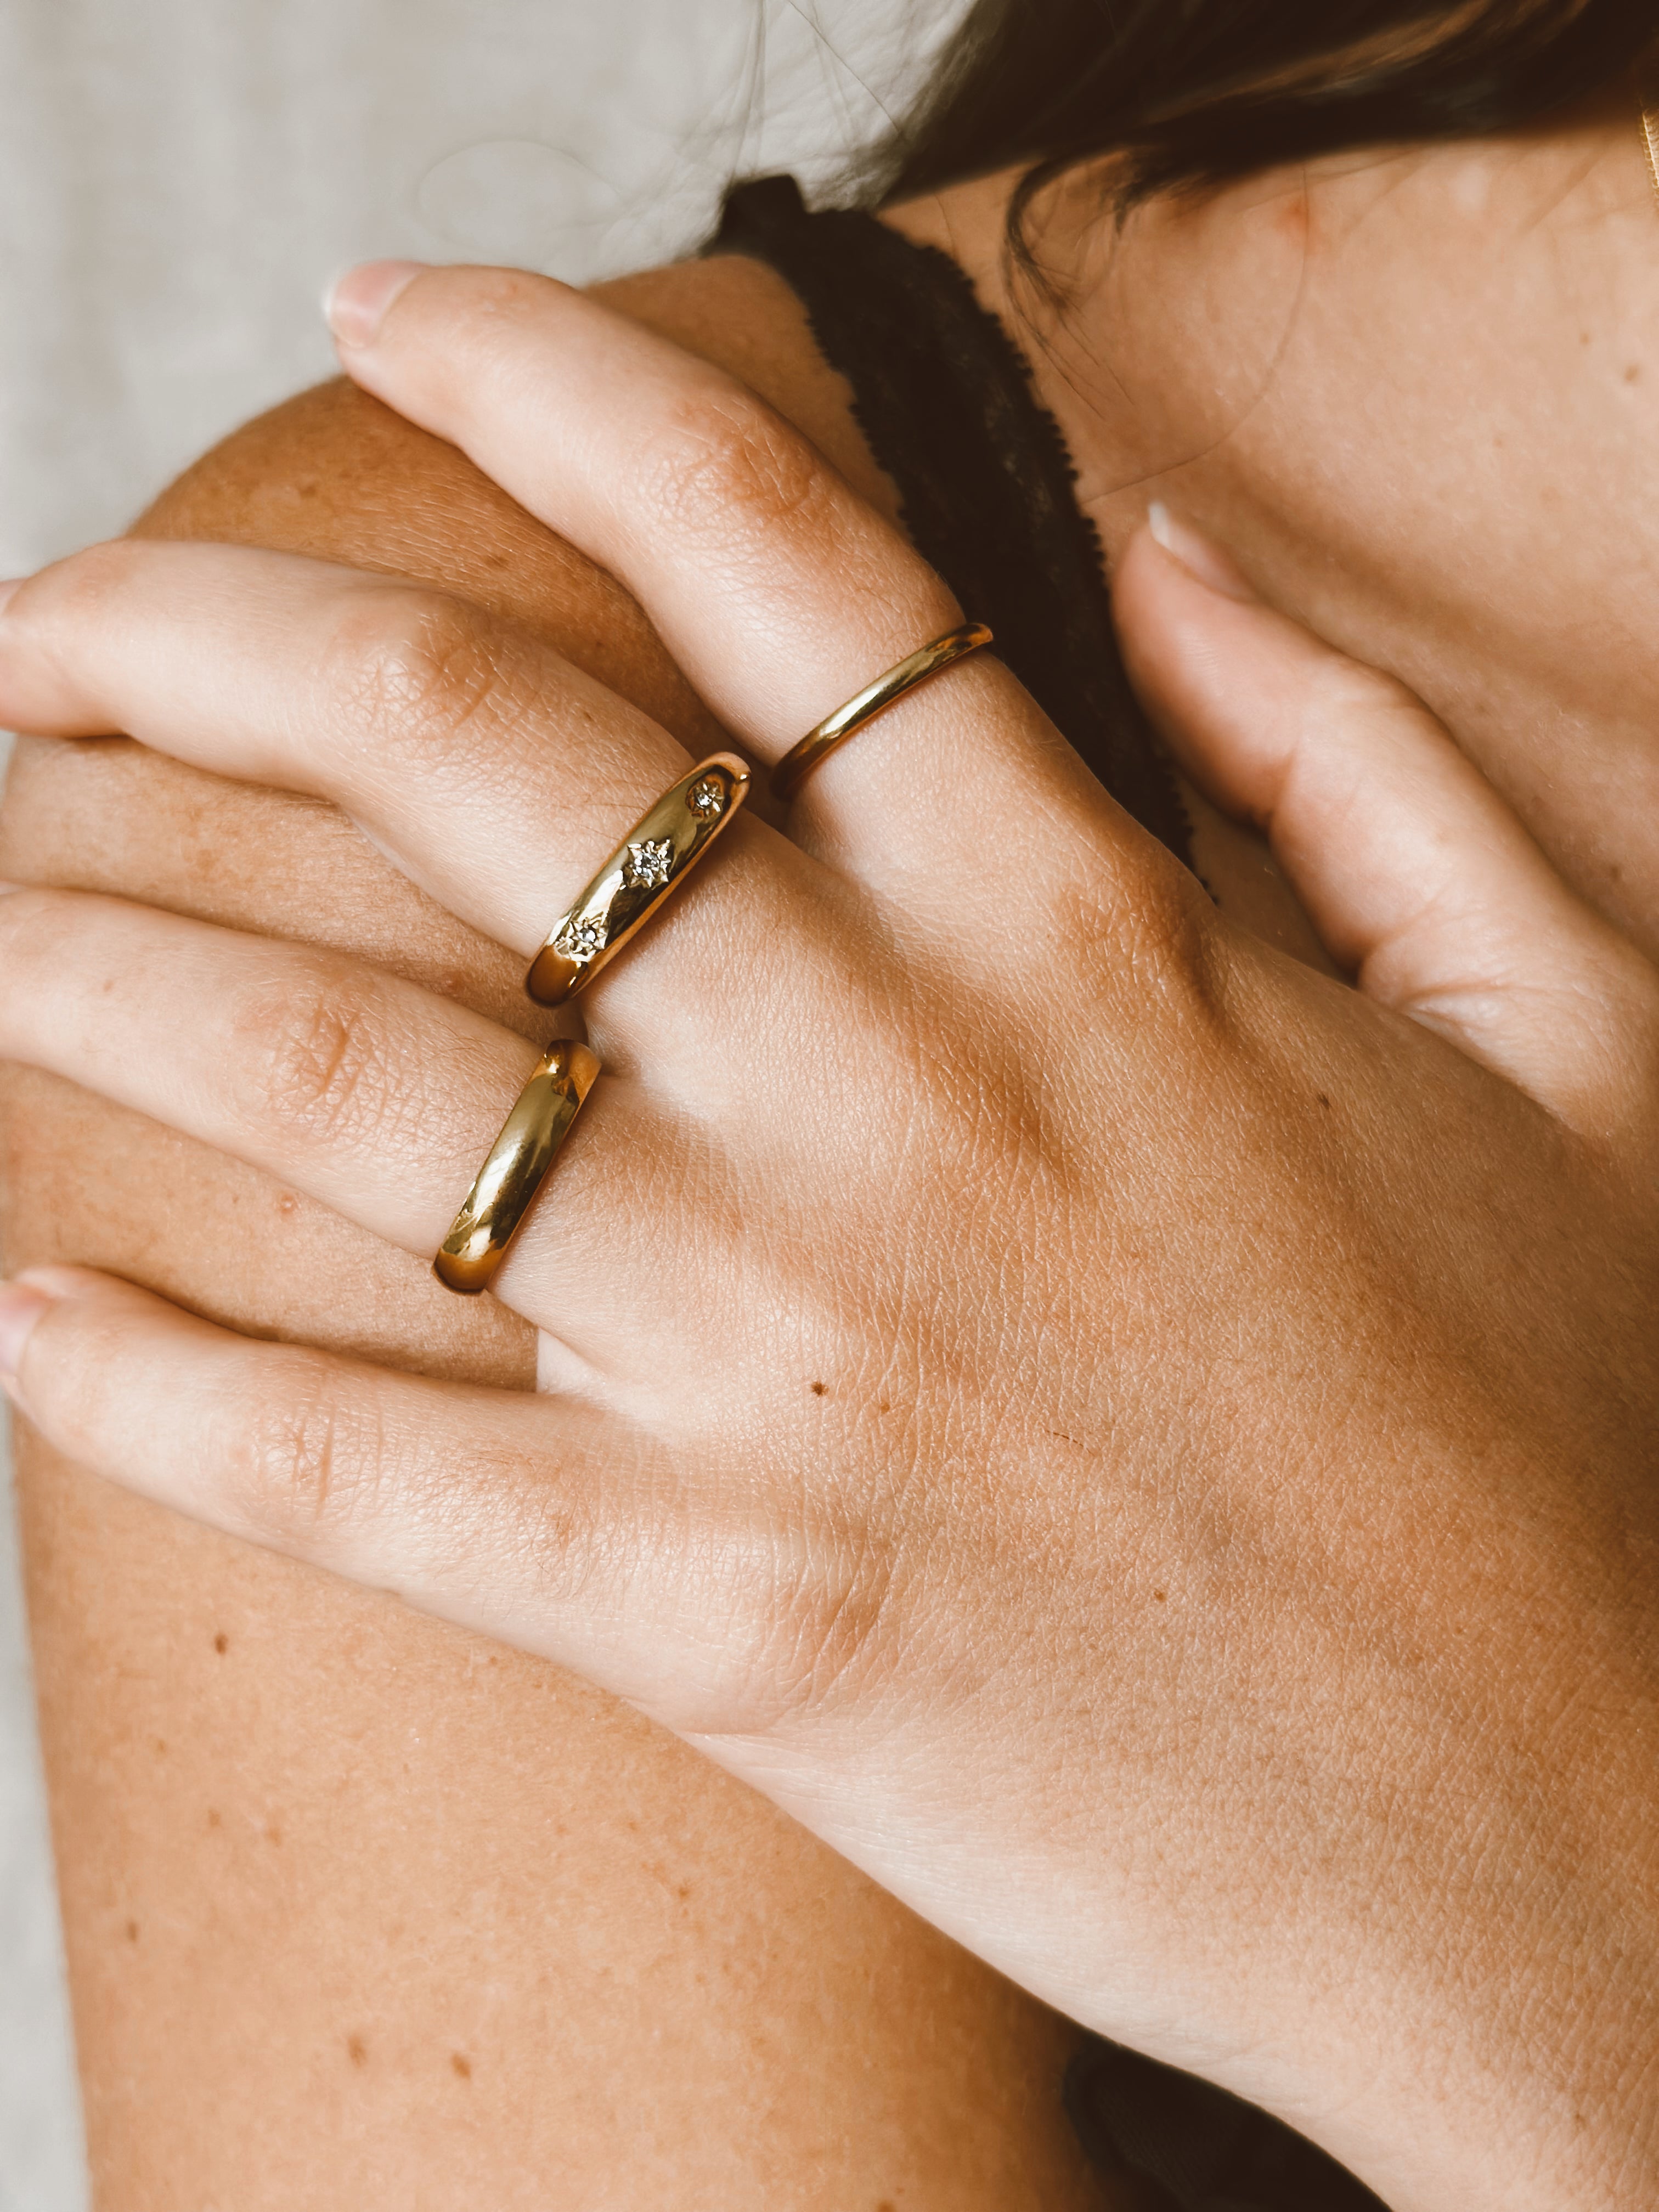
[770,622,994,805]
[433,1039,601,1295]
[526,753,751,1006]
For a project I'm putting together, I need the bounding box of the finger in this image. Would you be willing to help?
[0,537,748,1000]
[0,887,687,1337]
[1,1265,832,1739]
[325,262,1121,905]
[0,1265,691,1718]
[1114,512,1659,1139]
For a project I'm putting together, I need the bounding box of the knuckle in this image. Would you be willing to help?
[0,539,149,665]
[225,1356,377,1549]
[329,586,514,768]
[637,388,833,548]
[0,884,71,977]
[31,538,146,629]
[1304,652,1440,754]
[235,964,406,1154]
[1124,862,1225,1009]
[1308,651,1417,719]
[1060,842,1227,1030]
[782,1543,899,1718]
[732,1506,902,1726]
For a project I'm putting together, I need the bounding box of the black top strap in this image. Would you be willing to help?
[1066,2039,1392,2212]
[709,174,1191,868]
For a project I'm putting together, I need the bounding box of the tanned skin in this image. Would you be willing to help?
[9,94,1659,2207]
[0,256,1139,2210]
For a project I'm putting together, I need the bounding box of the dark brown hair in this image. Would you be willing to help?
[884,1,1654,229]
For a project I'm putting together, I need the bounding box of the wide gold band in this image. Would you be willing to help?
[433,1039,601,1295]
[770,622,994,805]
[526,753,751,1006]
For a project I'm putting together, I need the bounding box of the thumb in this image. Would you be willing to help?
[1113,508,1659,1148]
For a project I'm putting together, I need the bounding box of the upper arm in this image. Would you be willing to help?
[0,264,1106,2211]
[128,246,891,740]
[133,369,728,748]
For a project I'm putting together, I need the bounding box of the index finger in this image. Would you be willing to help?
[326,261,1138,906]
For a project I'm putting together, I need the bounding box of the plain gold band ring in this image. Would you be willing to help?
[770,621,994,806]
[434,1039,601,1295]
[526,752,751,1007]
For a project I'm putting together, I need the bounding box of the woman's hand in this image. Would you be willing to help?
[1,263,1656,2211]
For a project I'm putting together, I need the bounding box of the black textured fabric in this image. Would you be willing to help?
[708,176,1391,2212]
[709,174,1192,868]
[1065,2041,1392,2211]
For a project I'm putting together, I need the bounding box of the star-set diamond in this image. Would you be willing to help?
[554,912,608,964]
[686,775,726,820]
[622,837,675,890]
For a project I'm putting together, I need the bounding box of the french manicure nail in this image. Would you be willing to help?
[0,1280,53,1387]
[325,260,430,349]
[1147,501,1260,603]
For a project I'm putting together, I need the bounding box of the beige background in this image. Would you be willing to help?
[0,2,961,2201]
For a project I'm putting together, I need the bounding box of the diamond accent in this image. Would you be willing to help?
[553,912,607,964]
[686,775,726,821]
[623,837,675,891]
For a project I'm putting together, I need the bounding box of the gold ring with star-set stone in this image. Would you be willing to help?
[524,752,752,1005]
[434,751,751,1295]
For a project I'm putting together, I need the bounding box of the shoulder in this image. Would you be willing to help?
[134,251,896,746]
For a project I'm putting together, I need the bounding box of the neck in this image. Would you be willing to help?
[887,96,1659,961]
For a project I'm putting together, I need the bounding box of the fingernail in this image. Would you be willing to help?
[0,1279,54,1389]
[325,260,429,349]
[1147,501,1259,603]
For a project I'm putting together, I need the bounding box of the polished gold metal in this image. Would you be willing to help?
[770,622,994,805]
[434,1039,601,1295]
[1643,88,1659,215]
[526,753,751,1006]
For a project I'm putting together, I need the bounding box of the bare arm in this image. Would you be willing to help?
[0,256,1113,2211]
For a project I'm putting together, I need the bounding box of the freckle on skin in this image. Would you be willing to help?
[265,1821,283,1847]
[153,1738,167,1757]
[451,2053,472,2080]
[1626,364,1641,383]
[811,1380,827,1396]
[1153,1590,1167,1602]
[206,1808,222,1829]
[214,1632,229,1654]
[348,2036,369,2068]
[125,1921,139,1944]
